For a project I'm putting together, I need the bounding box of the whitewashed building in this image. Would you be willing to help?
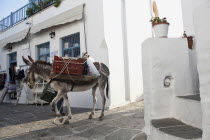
[142,0,210,140]
[0,0,154,109]
[3,0,210,139]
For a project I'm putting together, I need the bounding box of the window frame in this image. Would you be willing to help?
[37,42,50,62]
[8,52,17,67]
[62,32,81,57]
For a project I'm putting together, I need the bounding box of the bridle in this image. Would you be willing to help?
[26,67,38,89]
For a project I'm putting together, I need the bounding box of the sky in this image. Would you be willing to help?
[0,0,28,19]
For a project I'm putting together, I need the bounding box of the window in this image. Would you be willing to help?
[8,52,17,82]
[37,42,50,62]
[62,33,80,57]
[9,52,17,67]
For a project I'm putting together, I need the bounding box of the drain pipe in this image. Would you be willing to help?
[82,4,88,54]
[121,0,131,102]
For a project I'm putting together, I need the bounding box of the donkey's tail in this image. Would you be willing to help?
[106,77,109,99]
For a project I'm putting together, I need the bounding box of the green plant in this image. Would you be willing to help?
[26,0,62,17]
[26,7,34,17]
[54,0,61,8]
[32,2,40,11]
[43,0,51,6]
[150,17,169,26]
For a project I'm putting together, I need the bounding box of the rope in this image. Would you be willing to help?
[51,58,72,79]
[62,58,75,82]
[51,58,80,82]
[51,57,87,82]
[32,82,39,107]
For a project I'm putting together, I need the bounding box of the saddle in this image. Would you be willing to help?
[50,56,102,82]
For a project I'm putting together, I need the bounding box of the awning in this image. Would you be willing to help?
[31,4,84,34]
[0,28,30,48]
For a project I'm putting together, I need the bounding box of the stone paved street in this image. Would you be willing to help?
[0,101,145,140]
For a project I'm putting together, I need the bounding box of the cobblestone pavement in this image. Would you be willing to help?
[0,101,145,140]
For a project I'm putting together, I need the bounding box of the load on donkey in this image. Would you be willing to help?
[22,54,109,123]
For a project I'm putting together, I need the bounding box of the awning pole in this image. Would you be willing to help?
[82,4,88,53]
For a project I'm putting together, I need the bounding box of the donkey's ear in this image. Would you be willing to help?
[22,56,31,65]
[28,55,35,63]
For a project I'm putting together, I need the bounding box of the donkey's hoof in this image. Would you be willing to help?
[89,115,93,119]
[50,102,54,107]
[63,120,70,124]
[98,116,104,121]
[68,116,72,120]
[59,118,64,123]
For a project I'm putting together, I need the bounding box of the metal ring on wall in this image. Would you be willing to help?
[164,75,173,88]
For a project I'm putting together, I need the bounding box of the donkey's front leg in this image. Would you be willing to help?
[63,94,72,119]
[51,91,65,116]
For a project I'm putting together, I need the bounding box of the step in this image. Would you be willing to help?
[177,94,200,101]
[173,94,202,129]
[151,118,202,140]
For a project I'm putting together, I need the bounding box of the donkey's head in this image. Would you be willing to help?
[22,56,39,89]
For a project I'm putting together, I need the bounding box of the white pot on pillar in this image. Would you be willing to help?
[153,23,169,38]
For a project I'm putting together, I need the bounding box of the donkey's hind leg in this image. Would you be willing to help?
[89,84,98,119]
[98,81,106,121]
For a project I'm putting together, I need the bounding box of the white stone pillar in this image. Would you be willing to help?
[142,38,194,136]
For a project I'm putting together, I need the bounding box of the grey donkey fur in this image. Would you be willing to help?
[22,56,110,122]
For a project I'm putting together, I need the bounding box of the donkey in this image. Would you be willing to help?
[22,56,109,121]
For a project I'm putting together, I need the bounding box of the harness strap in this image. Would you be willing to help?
[70,83,74,91]
[99,62,102,72]
[49,79,54,85]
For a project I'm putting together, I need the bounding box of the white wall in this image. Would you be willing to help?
[102,0,128,108]
[124,0,152,102]
[194,1,210,139]
[181,0,202,35]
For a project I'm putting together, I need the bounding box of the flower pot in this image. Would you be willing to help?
[187,36,193,49]
[153,23,169,38]
[182,36,193,49]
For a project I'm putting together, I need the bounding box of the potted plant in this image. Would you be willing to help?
[150,17,170,38]
[182,31,193,49]
[26,7,34,17]
[54,0,62,7]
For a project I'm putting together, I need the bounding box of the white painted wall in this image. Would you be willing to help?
[102,0,128,108]
[142,38,194,136]
[194,1,210,139]
[188,48,199,94]
[181,0,202,35]
[124,0,152,102]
